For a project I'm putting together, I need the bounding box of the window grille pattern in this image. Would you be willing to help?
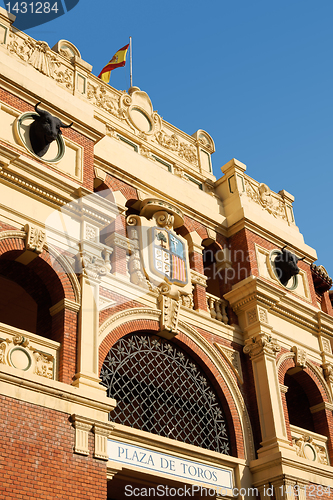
[100,333,231,455]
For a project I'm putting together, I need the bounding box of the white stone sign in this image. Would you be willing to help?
[108,439,233,491]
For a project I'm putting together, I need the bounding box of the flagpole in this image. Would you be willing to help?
[129,36,133,88]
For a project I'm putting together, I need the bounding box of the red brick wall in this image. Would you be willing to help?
[99,288,143,326]
[103,174,138,201]
[0,395,107,500]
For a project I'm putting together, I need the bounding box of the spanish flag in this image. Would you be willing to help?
[98,44,130,83]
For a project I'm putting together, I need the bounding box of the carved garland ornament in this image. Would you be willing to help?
[7,33,74,90]
[0,334,54,379]
[292,435,328,465]
[156,131,198,165]
[244,179,287,221]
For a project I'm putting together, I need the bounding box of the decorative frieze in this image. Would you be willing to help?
[156,131,198,165]
[292,431,328,465]
[243,333,281,360]
[7,32,74,90]
[244,178,288,221]
[0,327,59,379]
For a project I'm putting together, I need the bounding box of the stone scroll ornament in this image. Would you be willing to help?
[29,102,73,157]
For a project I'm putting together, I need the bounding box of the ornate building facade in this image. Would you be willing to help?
[1,7,333,499]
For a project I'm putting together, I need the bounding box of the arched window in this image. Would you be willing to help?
[284,372,315,432]
[0,258,52,336]
[101,332,231,455]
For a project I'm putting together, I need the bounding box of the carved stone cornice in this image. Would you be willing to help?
[243,333,281,360]
[49,298,81,316]
[310,402,333,413]
[105,232,137,252]
[190,270,208,288]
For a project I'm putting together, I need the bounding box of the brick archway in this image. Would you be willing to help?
[277,353,333,463]
[0,231,80,383]
[99,311,253,460]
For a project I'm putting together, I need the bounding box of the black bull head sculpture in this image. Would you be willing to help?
[29,102,73,157]
[274,246,305,286]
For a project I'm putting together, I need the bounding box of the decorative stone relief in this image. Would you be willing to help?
[126,227,148,287]
[77,250,111,279]
[24,223,46,254]
[243,333,281,360]
[214,343,243,383]
[119,87,162,137]
[321,337,332,354]
[87,82,121,118]
[156,131,198,165]
[322,363,333,385]
[174,166,186,179]
[7,33,74,90]
[258,308,268,323]
[292,434,328,465]
[140,146,154,160]
[247,308,257,325]
[85,224,98,242]
[180,293,194,309]
[0,333,56,379]
[105,124,120,139]
[158,292,181,338]
[291,346,307,368]
[244,178,287,221]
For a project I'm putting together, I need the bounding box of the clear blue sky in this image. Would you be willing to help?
[11,0,333,281]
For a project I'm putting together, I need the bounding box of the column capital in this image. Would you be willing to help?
[244,333,281,360]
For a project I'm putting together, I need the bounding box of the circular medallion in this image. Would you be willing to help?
[128,107,152,134]
[269,249,298,290]
[304,443,316,461]
[14,112,65,163]
[9,347,32,371]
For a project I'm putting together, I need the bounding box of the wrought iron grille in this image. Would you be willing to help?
[100,333,231,455]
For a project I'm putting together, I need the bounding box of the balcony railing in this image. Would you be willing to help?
[206,293,228,324]
[0,323,60,380]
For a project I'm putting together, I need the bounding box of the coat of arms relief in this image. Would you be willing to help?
[127,199,192,339]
